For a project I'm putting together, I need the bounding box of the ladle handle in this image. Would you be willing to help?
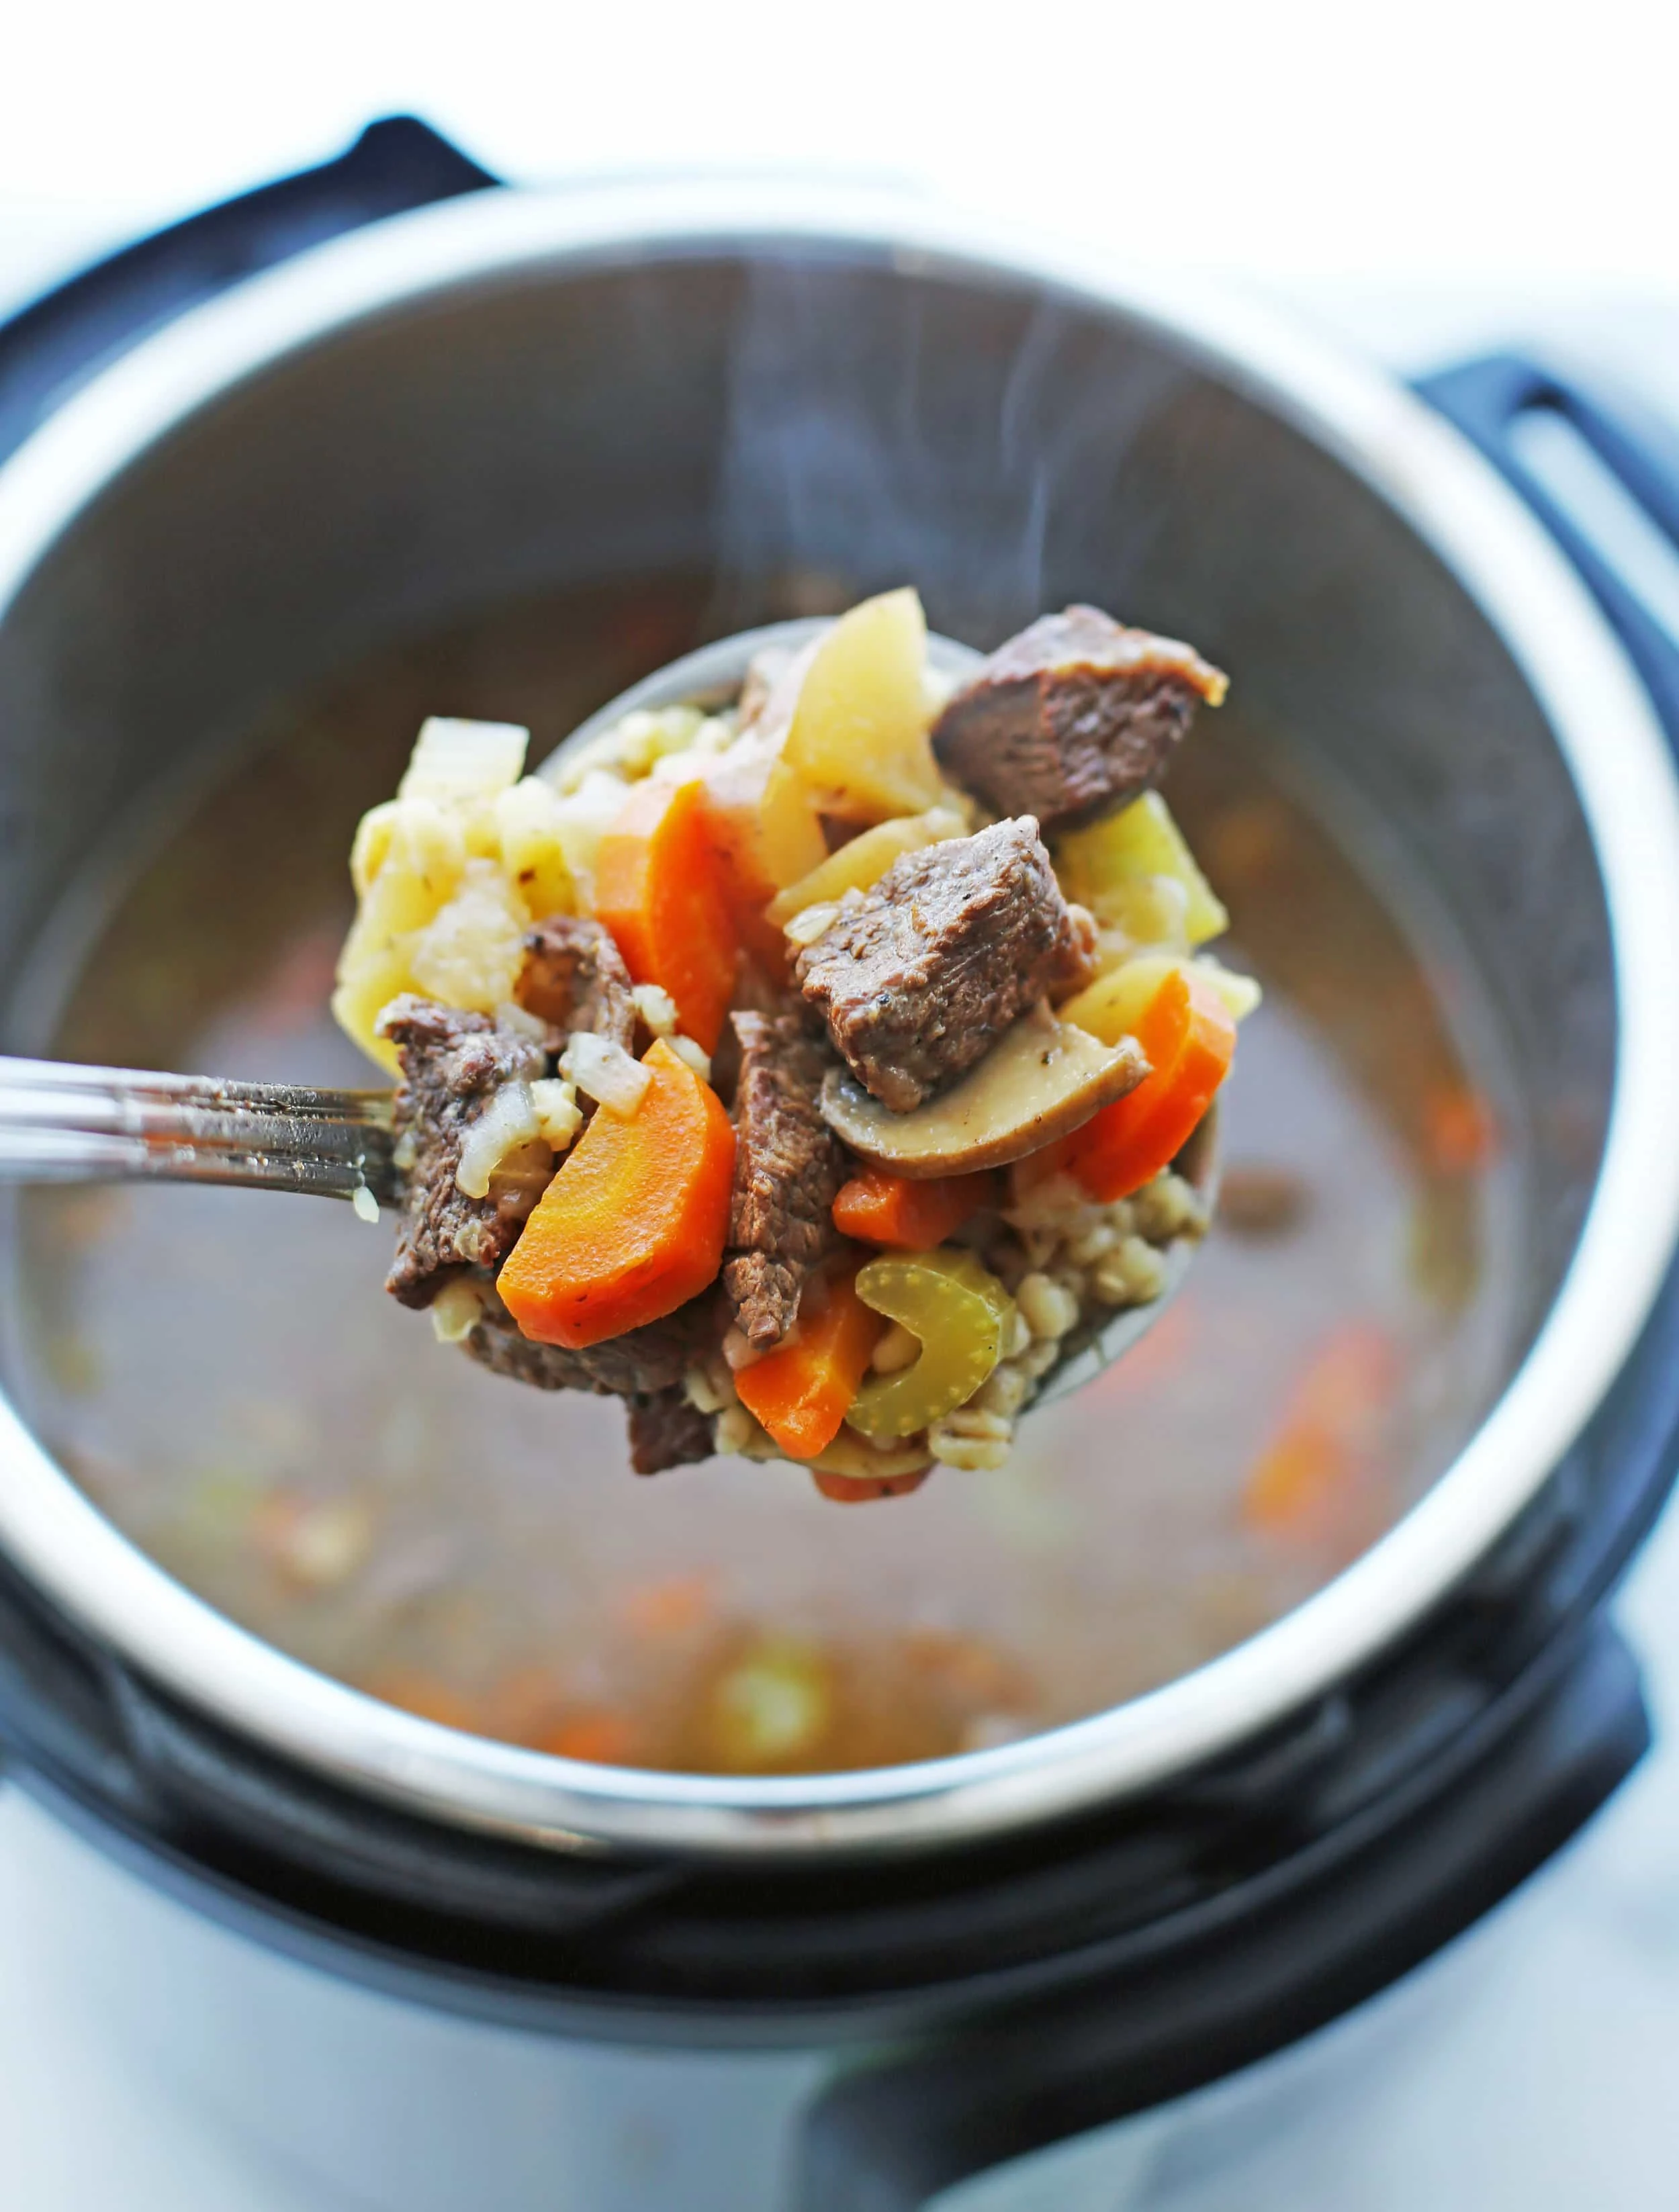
[1416,354,1679,743]
[0,1056,399,1205]
[0,117,496,468]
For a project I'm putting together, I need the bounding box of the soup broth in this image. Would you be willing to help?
[5,580,1519,1775]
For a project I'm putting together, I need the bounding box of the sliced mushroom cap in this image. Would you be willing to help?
[819,1005,1148,1178]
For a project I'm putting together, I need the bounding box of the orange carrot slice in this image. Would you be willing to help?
[733,1271,882,1461]
[810,1466,931,1504]
[361,1669,481,1733]
[594,777,739,1051]
[1242,1322,1398,1546]
[1422,1080,1500,1174]
[831,1166,998,1250]
[1064,969,1235,1203]
[533,1709,640,1764]
[498,1039,735,1348]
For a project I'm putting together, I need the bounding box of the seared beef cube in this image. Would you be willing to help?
[794,818,1097,1113]
[379,997,546,1309]
[627,1387,715,1474]
[932,606,1227,833]
[463,1287,715,1396]
[516,915,635,1052]
[723,1007,848,1349]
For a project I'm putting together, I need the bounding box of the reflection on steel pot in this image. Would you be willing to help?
[1,178,1678,1864]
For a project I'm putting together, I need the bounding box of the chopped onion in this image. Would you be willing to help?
[430,1279,488,1343]
[351,1184,381,1224]
[682,1360,731,1415]
[549,770,633,910]
[455,1081,542,1199]
[668,1034,712,1082]
[631,982,680,1038]
[647,747,711,788]
[493,999,549,1042]
[1189,953,1264,1021]
[392,793,466,895]
[530,1077,583,1152]
[407,860,528,1011]
[559,1031,651,1117]
[784,901,842,949]
[399,717,529,802]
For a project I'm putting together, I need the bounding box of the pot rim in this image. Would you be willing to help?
[1,180,1676,1860]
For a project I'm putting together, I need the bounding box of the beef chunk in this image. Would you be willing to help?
[515,915,635,1052]
[466,1295,718,1472]
[794,818,1097,1113]
[932,606,1227,833]
[627,1387,715,1475]
[378,997,546,1309]
[463,1287,715,1396]
[723,1007,848,1348]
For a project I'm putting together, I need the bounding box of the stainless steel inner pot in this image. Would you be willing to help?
[1,183,1677,1859]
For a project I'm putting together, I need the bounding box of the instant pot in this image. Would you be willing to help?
[3,118,1679,2210]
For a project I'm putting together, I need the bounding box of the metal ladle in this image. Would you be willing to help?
[0,620,1217,1407]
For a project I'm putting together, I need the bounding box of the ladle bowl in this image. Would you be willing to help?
[542,615,1220,1408]
[0,615,1217,1413]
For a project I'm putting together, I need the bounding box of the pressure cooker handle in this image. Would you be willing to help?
[791,1618,1647,2212]
[1416,353,1679,739]
[0,116,496,467]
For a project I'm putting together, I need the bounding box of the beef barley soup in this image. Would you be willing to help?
[3,578,1521,1776]
[344,585,1246,1491]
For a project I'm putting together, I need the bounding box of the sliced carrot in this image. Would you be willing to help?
[497,1039,735,1348]
[619,1571,715,1639]
[534,1708,641,1764]
[1243,1425,1348,1537]
[593,776,739,1050]
[1422,1080,1500,1174]
[361,1669,481,1733]
[831,1166,998,1250]
[483,1665,568,1742]
[734,1271,883,1461]
[811,1466,931,1504]
[1005,1135,1075,1206]
[1064,968,1235,1203]
[1242,1322,1399,1544]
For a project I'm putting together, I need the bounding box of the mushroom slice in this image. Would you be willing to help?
[819,1004,1148,1179]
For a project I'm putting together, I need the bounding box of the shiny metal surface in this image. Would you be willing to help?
[0,183,1676,1857]
[0,1057,395,1199]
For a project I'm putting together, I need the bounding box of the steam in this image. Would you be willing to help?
[708,252,1189,644]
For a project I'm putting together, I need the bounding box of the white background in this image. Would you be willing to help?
[1,7,1678,2206]
[1,0,1677,356]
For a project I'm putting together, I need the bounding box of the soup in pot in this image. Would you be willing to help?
[5,577,1520,1775]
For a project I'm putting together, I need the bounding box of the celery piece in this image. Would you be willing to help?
[849,1248,1016,1441]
